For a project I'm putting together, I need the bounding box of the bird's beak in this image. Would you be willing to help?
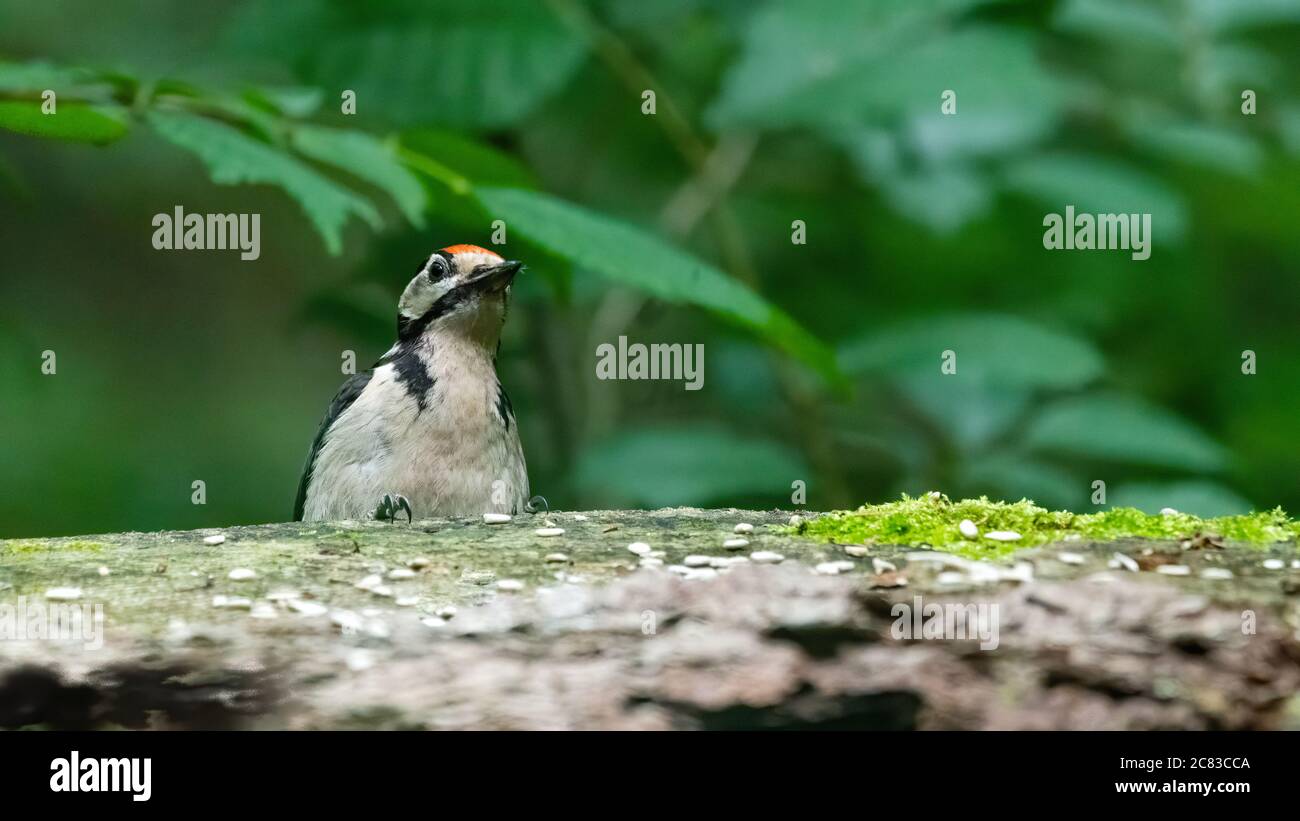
[465,260,523,293]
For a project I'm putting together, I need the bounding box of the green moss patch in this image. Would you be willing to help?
[788,495,1299,559]
[2,539,105,555]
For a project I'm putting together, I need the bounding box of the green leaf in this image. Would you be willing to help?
[1187,0,1300,34]
[876,164,993,234]
[1053,0,1180,49]
[291,126,426,228]
[897,375,1032,451]
[708,0,998,129]
[0,101,128,144]
[400,129,538,191]
[243,86,324,119]
[474,186,843,384]
[839,312,1105,391]
[1023,393,1228,472]
[146,111,380,255]
[1109,480,1253,517]
[226,0,587,129]
[573,425,809,508]
[1002,152,1188,239]
[1123,119,1264,176]
[712,15,1067,169]
[0,61,110,93]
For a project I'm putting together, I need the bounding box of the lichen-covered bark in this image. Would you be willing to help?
[2,509,1298,729]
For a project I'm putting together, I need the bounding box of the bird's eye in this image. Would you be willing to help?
[425,255,450,281]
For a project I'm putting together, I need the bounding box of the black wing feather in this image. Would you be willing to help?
[292,370,374,521]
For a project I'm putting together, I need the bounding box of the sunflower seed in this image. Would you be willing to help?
[984,530,1021,542]
[1113,553,1139,573]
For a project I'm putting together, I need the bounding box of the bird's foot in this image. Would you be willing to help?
[373,493,413,523]
[524,495,549,515]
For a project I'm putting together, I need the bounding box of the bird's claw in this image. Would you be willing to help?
[524,495,549,515]
[374,493,413,523]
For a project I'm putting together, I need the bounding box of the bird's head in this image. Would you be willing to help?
[397,244,522,347]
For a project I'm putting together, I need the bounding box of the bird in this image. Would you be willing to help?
[293,244,529,523]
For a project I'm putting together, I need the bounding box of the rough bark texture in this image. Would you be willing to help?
[2,509,1299,729]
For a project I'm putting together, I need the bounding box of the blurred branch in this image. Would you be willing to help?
[545,0,710,168]
[547,0,851,504]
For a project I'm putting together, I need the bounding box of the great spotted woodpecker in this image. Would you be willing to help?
[294,245,529,522]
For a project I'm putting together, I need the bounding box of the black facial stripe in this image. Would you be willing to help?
[397,283,473,340]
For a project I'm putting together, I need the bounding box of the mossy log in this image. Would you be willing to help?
[2,509,1299,730]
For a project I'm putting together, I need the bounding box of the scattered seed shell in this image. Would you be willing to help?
[482,513,512,524]
[203,534,226,546]
[535,527,565,537]
[287,599,328,617]
[44,587,82,601]
[733,523,754,534]
[959,519,979,539]
[984,530,1021,542]
[723,538,750,550]
[228,568,257,581]
[750,551,784,564]
[627,542,652,556]
[1113,553,1139,573]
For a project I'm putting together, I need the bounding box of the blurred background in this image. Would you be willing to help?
[1,0,1297,538]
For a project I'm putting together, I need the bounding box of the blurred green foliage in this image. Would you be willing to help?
[1,0,1297,537]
